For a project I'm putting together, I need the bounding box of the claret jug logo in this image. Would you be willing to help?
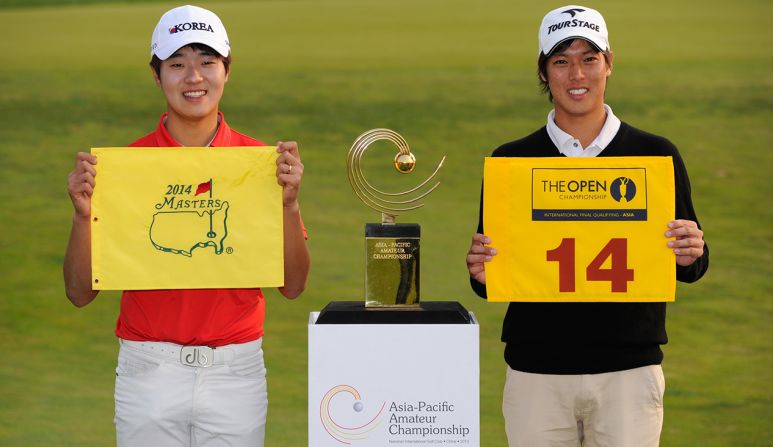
[610,177,637,203]
[320,385,386,444]
[150,179,232,257]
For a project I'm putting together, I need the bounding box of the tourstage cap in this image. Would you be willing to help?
[538,4,609,56]
[151,5,230,60]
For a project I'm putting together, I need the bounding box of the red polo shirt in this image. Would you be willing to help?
[115,112,269,346]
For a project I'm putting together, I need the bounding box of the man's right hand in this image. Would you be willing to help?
[67,152,97,218]
[466,233,497,284]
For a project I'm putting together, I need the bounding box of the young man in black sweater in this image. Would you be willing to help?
[466,5,709,446]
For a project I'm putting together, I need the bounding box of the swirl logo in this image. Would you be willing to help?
[610,177,636,203]
[561,8,585,17]
[320,385,386,444]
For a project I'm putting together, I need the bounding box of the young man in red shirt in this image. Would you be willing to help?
[466,5,708,446]
[64,5,309,446]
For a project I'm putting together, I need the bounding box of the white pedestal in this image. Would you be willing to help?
[308,312,480,446]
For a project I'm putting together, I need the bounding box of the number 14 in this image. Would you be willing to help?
[546,238,634,292]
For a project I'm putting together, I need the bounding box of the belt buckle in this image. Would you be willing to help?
[180,346,214,367]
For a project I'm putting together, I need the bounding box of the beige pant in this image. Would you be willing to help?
[503,365,665,447]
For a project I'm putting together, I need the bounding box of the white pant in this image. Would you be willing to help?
[502,365,665,447]
[115,338,268,447]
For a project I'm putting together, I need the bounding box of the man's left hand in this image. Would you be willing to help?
[275,141,303,208]
[665,219,705,266]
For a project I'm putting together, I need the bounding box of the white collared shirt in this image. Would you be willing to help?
[546,104,621,157]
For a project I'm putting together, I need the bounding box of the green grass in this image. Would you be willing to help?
[1,0,771,446]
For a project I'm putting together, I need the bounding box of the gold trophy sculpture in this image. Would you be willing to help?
[347,129,446,307]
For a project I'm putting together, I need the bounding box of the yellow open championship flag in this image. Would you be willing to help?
[483,156,675,302]
[91,147,283,290]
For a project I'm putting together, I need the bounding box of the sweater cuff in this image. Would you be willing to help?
[470,277,487,299]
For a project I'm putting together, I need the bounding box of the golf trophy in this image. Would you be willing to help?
[308,131,478,447]
[314,128,471,323]
[347,129,445,308]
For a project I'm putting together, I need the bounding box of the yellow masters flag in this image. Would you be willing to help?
[90,147,283,290]
[484,156,675,302]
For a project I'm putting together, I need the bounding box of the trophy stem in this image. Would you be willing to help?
[381,212,396,225]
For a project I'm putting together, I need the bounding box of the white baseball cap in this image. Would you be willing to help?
[538,5,609,56]
[150,5,230,60]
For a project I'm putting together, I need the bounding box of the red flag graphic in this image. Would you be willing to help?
[195,180,211,196]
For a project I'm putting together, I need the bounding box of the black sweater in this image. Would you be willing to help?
[471,122,709,374]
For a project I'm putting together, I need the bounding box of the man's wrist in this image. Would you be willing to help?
[72,213,90,224]
[283,201,300,214]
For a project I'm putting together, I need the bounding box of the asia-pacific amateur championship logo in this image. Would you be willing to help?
[319,385,471,445]
[150,179,233,257]
[320,385,386,444]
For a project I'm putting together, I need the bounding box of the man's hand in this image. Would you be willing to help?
[67,152,97,219]
[665,219,705,267]
[64,151,99,306]
[466,233,497,284]
[275,141,303,209]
